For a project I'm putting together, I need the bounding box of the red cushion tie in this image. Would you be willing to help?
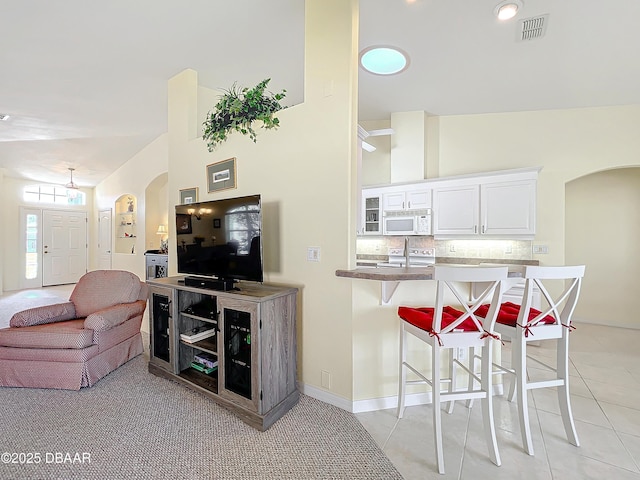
[481,330,504,345]
[517,323,534,338]
[429,331,444,346]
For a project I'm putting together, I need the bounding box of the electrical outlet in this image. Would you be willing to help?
[307,247,321,262]
[533,245,549,254]
[321,370,331,389]
[457,348,466,360]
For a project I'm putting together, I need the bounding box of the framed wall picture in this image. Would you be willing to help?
[179,187,198,205]
[207,157,236,193]
[213,218,221,228]
[176,213,192,235]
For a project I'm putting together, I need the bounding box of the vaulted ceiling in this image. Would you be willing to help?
[2,0,639,187]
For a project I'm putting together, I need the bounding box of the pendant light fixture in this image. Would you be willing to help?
[65,167,79,190]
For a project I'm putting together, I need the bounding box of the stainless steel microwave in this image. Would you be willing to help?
[383,210,432,236]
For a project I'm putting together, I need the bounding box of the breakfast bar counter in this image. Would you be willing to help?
[336,264,528,304]
[335,266,435,281]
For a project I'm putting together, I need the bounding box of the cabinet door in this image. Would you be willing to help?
[148,285,175,372]
[481,180,536,235]
[361,192,382,235]
[383,191,406,211]
[432,184,480,235]
[406,189,431,210]
[218,297,260,413]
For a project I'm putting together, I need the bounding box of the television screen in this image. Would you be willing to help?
[175,195,262,283]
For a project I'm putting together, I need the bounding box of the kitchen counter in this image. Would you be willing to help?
[336,263,527,304]
[336,266,435,281]
[356,254,538,267]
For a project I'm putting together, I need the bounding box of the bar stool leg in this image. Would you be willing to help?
[432,344,445,474]
[481,341,501,466]
[447,349,456,414]
[557,331,580,447]
[514,330,534,455]
[397,324,407,419]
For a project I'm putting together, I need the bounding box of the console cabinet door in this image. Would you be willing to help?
[148,285,176,372]
[217,297,260,413]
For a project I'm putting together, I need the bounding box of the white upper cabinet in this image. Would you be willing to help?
[481,179,536,236]
[382,191,406,211]
[432,184,480,235]
[360,167,538,238]
[432,168,538,238]
[383,186,431,211]
[361,188,383,235]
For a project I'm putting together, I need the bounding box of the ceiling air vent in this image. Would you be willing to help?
[517,14,549,41]
[0,114,10,121]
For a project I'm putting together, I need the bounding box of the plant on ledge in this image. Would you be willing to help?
[202,78,287,151]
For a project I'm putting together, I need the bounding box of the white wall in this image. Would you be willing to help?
[163,0,359,402]
[0,168,4,293]
[93,134,169,282]
[360,119,391,186]
[144,173,169,252]
[566,167,640,327]
[390,111,428,183]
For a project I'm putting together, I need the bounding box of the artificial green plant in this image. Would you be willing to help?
[202,78,287,151]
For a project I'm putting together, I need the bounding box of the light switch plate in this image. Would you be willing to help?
[307,247,321,262]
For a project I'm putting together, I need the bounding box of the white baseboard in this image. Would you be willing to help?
[299,382,505,414]
[298,383,354,412]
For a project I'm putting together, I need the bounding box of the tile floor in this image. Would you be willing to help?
[356,323,640,479]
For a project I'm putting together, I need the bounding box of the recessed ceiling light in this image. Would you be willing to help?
[494,0,523,21]
[359,46,410,76]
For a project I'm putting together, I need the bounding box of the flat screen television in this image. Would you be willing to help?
[175,194,262,289]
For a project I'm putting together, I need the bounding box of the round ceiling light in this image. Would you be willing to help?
[359,46,410,76]
[494,0,523,20]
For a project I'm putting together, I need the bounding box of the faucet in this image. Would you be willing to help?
[404,236,410,267]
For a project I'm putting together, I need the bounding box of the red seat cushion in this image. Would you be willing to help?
[398,306,478,333]
[476,301,555,327]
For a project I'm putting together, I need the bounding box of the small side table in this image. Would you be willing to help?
[144,251,168,280]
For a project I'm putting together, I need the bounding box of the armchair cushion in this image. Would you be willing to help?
[84,300,147,332]
[70,270,142,318]
[0,319,93,349]
[10,302,77,328]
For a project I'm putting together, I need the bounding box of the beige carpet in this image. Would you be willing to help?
[0,353,403,479]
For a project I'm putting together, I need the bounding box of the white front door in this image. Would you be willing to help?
[42,210,87,286]
[98,209,112,269]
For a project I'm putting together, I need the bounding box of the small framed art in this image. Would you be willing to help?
[179,187,198,205]
[207,157,236,193]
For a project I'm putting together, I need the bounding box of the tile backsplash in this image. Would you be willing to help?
[357,236,532,261]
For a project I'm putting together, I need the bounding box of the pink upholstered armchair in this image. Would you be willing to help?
[0,270,148,390]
